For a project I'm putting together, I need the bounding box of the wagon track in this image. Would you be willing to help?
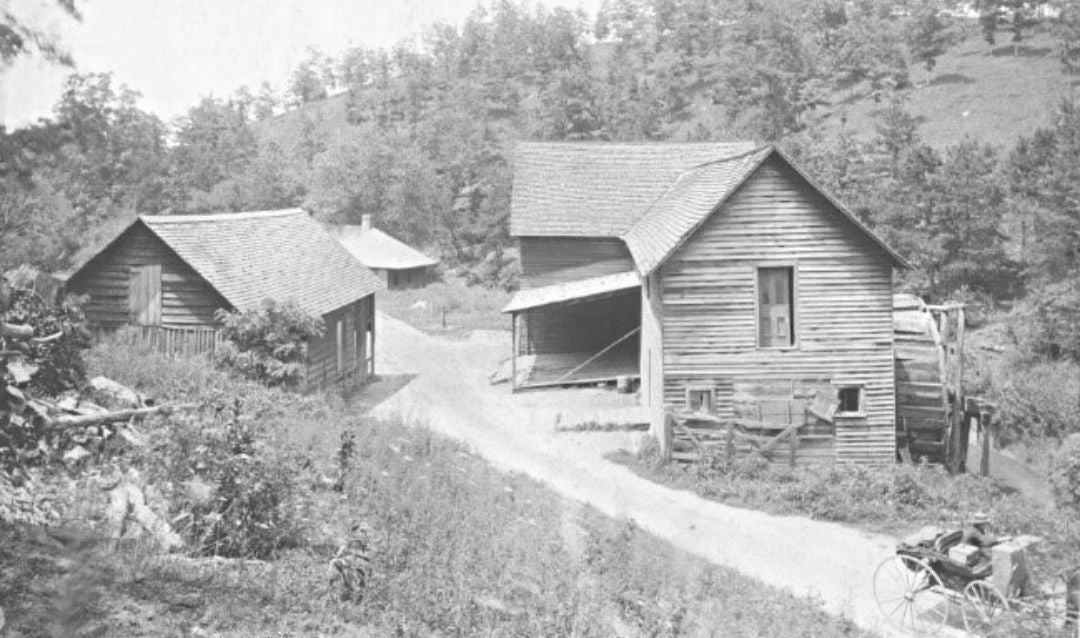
[367,312,967,638]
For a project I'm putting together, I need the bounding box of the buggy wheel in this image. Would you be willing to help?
[962,580,1010,636]
[873,555,951,635]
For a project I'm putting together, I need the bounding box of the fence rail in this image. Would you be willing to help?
[96,325,222,357]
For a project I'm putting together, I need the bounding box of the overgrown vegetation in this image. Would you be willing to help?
[0,337,873,637]
[617,448,1080,589]
[214,299,324,388]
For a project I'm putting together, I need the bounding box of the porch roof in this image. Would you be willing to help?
[502,271,640,314]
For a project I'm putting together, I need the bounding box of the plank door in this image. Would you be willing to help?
[758,267,793,348]
[128,263,162,326]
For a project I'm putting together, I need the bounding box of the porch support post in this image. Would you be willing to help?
[511,312,518,393]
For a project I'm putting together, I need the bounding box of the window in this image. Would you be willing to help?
[686,387,715,413]
[836,386,863,415]
[758,266,795,347]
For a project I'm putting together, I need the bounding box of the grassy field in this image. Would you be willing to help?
[0,340,870,637]
[813,28,1075,148]
[376,279,511,338]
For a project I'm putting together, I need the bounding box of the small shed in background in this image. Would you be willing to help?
[64,208,385,391]
[330,215,438,289]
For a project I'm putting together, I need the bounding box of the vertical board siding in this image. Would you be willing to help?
[518,237,634,289]
[303,295,375,391]
[660,157,896,464]
[68,224,230,329]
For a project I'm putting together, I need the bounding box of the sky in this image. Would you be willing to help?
[0,0,603,129]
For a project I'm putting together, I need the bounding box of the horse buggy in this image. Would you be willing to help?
[872,521,1080,636]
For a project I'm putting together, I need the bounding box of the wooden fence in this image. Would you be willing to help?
[663,409,838,466]
[98,325,222,357]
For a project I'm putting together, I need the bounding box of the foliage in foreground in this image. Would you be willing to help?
[57,341,870,637]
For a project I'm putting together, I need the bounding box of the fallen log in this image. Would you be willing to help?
[45,403,199,430]
[0,322,33,339]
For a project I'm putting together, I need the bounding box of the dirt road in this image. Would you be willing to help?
[367,313,952,638]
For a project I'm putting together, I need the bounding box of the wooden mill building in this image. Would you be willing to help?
[504,143,908,464]
[65,208,385,390]
[329,215,438,289]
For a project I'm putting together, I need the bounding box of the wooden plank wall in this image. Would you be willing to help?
[303,295,375,391]
[518,237,634,289]
[68,224,230,329]
[659,156,896,464]
[522,291,640,355]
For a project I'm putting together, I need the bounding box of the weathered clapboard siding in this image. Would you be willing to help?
[659,157,896,464]
[68,225,231,328]
[521,290,639,355]
[302,295,375,391]
[518,237,634,289]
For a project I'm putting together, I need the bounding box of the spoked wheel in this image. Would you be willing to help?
[962,580,1010,637]
[873,555,951,635]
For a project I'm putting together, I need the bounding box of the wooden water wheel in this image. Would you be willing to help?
[893,294,962,465]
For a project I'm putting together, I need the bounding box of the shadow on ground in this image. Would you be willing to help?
[347,373,418,413]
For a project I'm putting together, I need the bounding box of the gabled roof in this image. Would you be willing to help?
[72,209,385,317]
[329,224,438,270]
[623,146,908,274]
[502,270,639,314]
[511,141,758,237]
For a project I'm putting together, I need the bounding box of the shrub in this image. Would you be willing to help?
[994,358,1080,443]
[1,286,91,397]
[214,299,324,388]
[138,400,304,559]
[1012,279,1080,362]
[1050,434,1080,509]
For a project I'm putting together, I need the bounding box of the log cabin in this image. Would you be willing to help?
[504,143,908,464]
[65,208,385,391]
[328,215,438,289]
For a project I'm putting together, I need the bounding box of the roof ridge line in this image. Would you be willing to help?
[141,208,306,224]
[685,144,774,171]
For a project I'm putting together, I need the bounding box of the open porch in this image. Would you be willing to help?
[503,271,642,391]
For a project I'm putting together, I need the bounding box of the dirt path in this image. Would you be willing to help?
[367,313,956,638]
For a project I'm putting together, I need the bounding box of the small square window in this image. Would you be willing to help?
[686,387,714,413]
[837,386,863,414]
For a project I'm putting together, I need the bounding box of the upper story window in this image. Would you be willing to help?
[758,266,795,348]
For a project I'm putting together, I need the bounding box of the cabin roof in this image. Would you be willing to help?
[502,270,640,314]
[329,224,438,270]
[623,146,908,274]
[510,141,758,237]
[71,209,385,317]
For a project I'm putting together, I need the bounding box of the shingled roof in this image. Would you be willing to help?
[75,209,385,317]
[511,141,757,237]
[329,224,438,270]
[623,146,908,274]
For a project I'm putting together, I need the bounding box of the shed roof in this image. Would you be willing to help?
[329,224,438,270]
[73,209,384,317]
[623,146,908,274]
[502,270,640,314]
[511,141,757,237]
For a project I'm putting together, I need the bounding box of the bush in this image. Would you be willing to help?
[1,286,91,397]
[1012,279,1080,362]
[138,400,304,559]
[1050,434,1080,509]
[214,299,324,388]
